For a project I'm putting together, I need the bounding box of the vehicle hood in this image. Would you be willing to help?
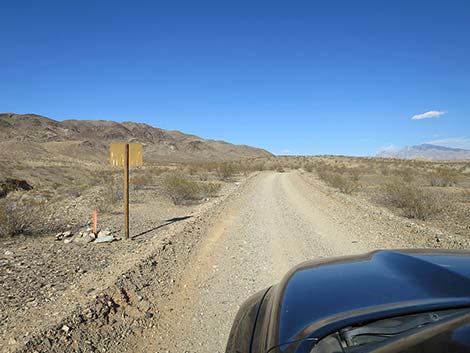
[267,249,470,352]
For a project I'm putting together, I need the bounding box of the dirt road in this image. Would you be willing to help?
[146,171,406,352]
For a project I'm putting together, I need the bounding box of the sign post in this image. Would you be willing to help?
[109,143,143,240]
[123,143,130,239]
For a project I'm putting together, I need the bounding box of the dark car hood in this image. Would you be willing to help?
[267,250,470,352]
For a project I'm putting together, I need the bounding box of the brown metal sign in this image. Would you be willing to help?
[110,143,143,167]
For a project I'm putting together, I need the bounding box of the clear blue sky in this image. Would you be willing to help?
[1,1,469,155]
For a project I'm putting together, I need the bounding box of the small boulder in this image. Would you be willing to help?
[63,238,73,244]
[94,235,115,244]
[97,230,111,237]
[62,231,72,238]
[80,234,95,243]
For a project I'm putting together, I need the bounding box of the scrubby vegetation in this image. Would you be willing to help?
[315,164,361,194]
[380,180,441,220]
[294,156,469,234]
[1,153,469,238]
[162,173,222,205]
[428,167,458,187]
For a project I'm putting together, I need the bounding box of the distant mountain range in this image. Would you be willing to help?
[377,143,470,160]
[0,113,272,163]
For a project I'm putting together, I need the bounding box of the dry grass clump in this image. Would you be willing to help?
[380,180,441,220]
[429,167,458,187]
[314,162,361,194]
[162,173,222,205]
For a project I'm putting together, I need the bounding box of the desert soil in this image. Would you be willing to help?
[2,171,468,353]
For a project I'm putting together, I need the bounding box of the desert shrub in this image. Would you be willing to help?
[276,165,285,173]
[318,171,360,194]
[216,163,237,180]
[304,163,314,173]
[0,199,36,237]
[349,168,361,182]
[131,173,154,189]
[162,174,222,204]
[162,173,202,205]
[199,182,222,198]
[380,180,441,220]
[380,164,392,176]
[395,167,416,183]
[429,167,458,187]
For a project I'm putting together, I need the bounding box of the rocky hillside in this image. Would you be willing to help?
[377,143,470,160]
[0,113,272,163]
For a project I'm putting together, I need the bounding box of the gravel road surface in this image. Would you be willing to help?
[149,171,394,353]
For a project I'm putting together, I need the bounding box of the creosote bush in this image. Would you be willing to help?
[429,167,458,187]
[316,165,361,194]
[330,173,360,194]
[162,173,222,205]
[216,163,237,180]
[380,180,441,220]
[162,174,201,205]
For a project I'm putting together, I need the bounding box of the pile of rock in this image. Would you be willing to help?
[55,228,117,244]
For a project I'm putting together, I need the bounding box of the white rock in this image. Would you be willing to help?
[63,231,72,237]
[63,238,73,244]
[62,325,70,333]
[94,235,115,244]
[4,250,13,256]
[80,235,94,243]
[98,230,111,237]
[55,232,63,239]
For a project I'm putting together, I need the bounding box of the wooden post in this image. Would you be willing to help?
[124,143,130,239]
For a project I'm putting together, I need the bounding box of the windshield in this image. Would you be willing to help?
[311,308,470,353]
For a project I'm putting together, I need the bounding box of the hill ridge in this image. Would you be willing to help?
[377,143,470,160]
[0,112,272,162]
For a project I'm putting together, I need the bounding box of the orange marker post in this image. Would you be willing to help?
[123,144,130,240]
[92,209,98,234]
